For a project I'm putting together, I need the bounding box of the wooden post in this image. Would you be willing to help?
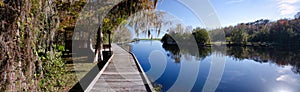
[108,30,111,51]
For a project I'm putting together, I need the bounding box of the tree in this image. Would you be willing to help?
[94,0,162,62]
[230,29,248,44]
[0,0,79,91]
[295,12,300,19]
[161,27,210,45]
[208,29,225,42]
[192,27,210,44]
[112,24,132,43]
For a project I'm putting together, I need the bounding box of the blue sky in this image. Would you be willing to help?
[156,0,300,27]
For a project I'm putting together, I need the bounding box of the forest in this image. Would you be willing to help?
[0,0,161,91]
[161,16,300,46]
[210,17,300,46]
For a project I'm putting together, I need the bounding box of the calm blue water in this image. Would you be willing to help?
[130,40,300,92]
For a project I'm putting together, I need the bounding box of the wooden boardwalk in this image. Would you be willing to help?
[88,44,153,92]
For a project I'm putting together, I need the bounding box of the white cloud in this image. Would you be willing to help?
[225,0,245,4]
[277,0,300,15]
[276,75,298,83]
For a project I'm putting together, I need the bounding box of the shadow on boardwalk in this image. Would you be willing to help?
[69,44,153,92]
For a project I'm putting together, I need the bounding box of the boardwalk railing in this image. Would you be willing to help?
[69,54,114,92]
[129,52,154,92]
[72,44,154,92]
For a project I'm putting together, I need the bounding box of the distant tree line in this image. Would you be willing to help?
[162,17,300,46]
[210,17,300,46]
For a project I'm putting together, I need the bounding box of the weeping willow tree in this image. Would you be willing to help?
[112,24,132,43]
[110,10,168,43]
[93,0,164,61]
[127,10,166,38]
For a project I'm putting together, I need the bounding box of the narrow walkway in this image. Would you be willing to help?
[90,44,152,92]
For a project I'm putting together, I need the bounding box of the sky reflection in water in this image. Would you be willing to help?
[130,40,300,92]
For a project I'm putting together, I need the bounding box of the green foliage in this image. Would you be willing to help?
[209,29,225,42]
[56,0,86,31]
[1,0,81,91]
[39,50,68,91]
[58,45,65,51]
[192,27,210,44]
[209,18,300,45]
[161,27,210,45]
[230,29,248,44]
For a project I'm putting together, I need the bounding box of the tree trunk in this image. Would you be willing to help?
[95,25,103,62]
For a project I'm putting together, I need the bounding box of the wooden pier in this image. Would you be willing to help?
[85,44,153,92]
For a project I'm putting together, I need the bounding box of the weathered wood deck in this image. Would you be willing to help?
[88,44,153,92]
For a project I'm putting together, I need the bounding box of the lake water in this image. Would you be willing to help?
[129,40,300,92]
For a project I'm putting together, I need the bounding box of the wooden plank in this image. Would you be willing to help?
[83,54,115,92]
[129,52,154,92]
[90,44,153,92]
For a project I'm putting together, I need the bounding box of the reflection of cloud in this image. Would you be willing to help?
[277,0,300,15]
[261,77,267,83]
[208,12,216,17]
[225,0,245,4]
[147,50,167,81]
[276,75,298,83]
[278,0,300,4]
[277,66,291,74]
[272,87,293,92]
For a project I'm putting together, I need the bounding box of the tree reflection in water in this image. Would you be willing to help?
[162,43,300,74]
[162,43,211,63]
